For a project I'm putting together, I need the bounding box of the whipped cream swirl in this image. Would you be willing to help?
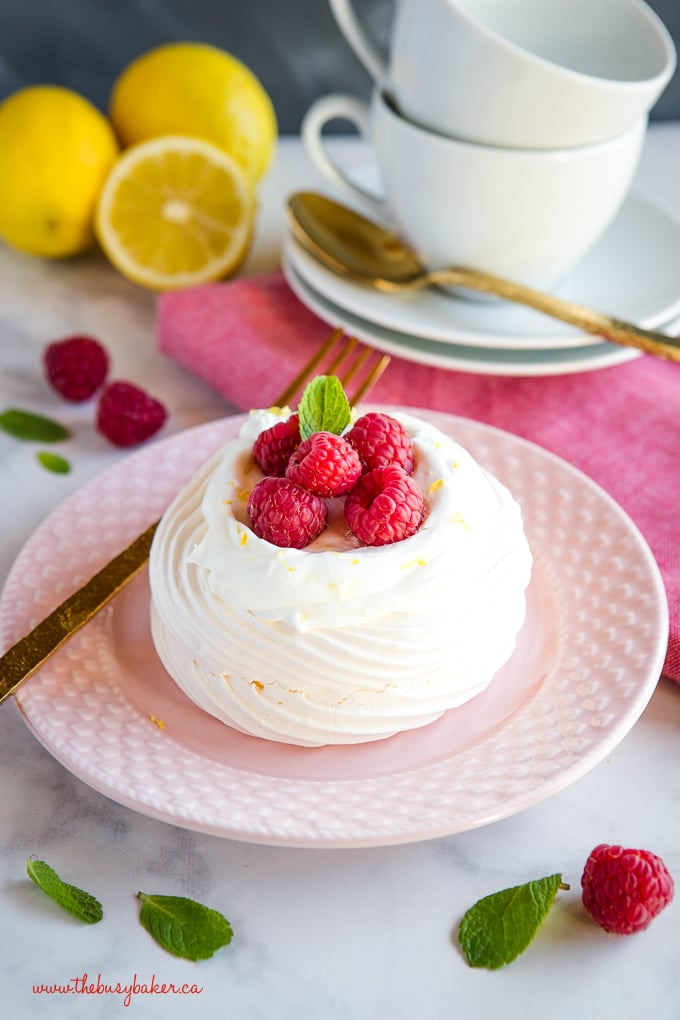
[149,409,532,746]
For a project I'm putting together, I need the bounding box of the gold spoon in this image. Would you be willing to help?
[286,191,680,363]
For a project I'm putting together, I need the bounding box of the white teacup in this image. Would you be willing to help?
[301,89,647,290]
[329,0,675,149]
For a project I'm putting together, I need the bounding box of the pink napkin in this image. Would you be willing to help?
[157,270,679,681]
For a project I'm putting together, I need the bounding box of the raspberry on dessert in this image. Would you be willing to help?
[43,335,109,402]
[581,843,675,935]
[252,414,301,476]
[96,381,167,447]
[286,431,362,497]
[345,464,425,546]
[247,476,327,548]
[346,412,415,474]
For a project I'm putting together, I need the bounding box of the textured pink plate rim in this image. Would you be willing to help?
[0,411,669,847]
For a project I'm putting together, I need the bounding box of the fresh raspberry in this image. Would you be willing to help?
[43,335,109,402]
[247,476,327,548]
[346,412,414,473]
[344,464,424,546]
[581,843,674,935]
[286,431,362,497]
[252,414,301,476]
[96,381,167,447]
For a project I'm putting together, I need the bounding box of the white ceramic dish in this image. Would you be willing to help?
[329,0,676,149]
[0,412,667,847]
[283,189,680,351]
[283,249,643,376]
[302,90,647,289]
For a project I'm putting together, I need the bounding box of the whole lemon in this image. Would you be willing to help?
[0,86,119,258]
[109,43,277,184]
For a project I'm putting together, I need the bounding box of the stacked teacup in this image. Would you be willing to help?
[301,0,676,290]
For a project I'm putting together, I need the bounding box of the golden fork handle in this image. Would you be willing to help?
[423,267,680,362]
[0,523,158,704]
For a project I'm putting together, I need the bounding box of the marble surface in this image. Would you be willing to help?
[1,131,680,1018]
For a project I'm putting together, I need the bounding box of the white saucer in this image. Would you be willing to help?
[283,249,645,376]
[284,189,680,351]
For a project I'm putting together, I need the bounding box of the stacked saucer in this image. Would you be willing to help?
[283,186,680,376]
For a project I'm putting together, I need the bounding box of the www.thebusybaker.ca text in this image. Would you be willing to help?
[33,972,203,1008]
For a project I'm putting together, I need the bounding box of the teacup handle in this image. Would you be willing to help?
[328,0,388,81]
[301,93,386,218]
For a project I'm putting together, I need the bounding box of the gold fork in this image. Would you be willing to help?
[0,331,390,704]
[276,326,390,407]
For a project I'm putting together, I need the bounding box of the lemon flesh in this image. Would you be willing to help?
[95,135,255,291]
[0,86,119,258]
[109,42,277,184]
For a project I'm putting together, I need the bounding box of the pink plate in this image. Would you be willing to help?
[0,411,668,847]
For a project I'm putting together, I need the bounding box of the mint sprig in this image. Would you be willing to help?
[298,375,351,440]
[26,857,103,924]
[458,873,566,969]
[137,892,233,961]
[0,408,70,442]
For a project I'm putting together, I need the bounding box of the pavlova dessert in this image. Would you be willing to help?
[149,376,532,746]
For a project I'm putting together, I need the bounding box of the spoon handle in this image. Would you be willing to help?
[428,268,680,362]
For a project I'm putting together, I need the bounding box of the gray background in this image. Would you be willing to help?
[0,0,678,134]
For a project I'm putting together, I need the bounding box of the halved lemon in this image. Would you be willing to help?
[95,135,255,290]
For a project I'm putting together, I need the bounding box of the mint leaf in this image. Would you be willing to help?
[298,375,351,440]
[27,858,103,924]
[37,451,71,474]
[0,408,70,442]
[137,892,233,961]
[458,873,564,969]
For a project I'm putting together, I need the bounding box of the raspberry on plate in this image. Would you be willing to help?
[345,464,424,546]
[581,843,674,935]
[43,335,109,402]
[286,431,362,497]
[247,476,327,548]
[252,413,301,476]
[96,380,167,447]
[346,412,415,473]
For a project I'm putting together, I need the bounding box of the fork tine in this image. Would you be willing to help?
[274,328,344,407]
[346,352,390,405]
[274,330,390,408]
